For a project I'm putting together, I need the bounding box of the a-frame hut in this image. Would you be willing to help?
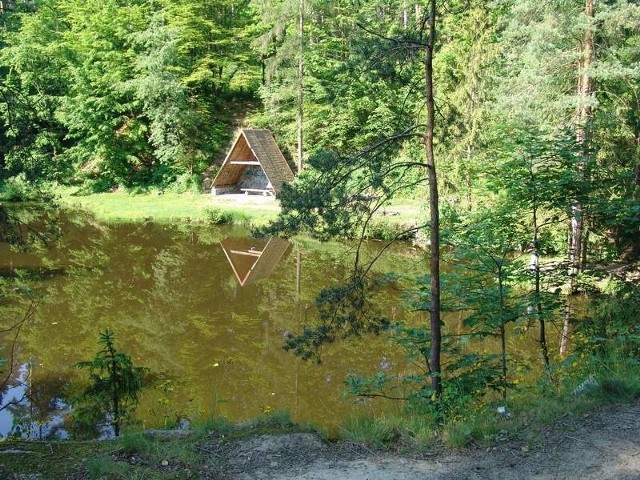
[220,237,292,286]
[211,129,295,197]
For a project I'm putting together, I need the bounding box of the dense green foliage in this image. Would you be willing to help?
[1,1,637,254]
[256,0,639,259]
[0,0,260,191]
[0,0,638,427]
[255,0,640,416]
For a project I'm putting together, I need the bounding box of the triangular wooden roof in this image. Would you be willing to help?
[212,129,295,195]
[220,237,291,286]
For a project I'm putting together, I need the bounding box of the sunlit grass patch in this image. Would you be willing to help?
[341,414,438,450]
[341,415,402,447]
[52,186,422,230]
[54,187,279,226]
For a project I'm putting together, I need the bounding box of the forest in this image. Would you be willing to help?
[1,0,640,438]
[0,0,637,254]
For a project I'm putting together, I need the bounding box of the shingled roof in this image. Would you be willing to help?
[212,129,295,195]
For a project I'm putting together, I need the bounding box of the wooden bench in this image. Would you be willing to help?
[240,188,275,196]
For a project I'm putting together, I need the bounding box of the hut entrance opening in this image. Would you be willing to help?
[211,129,295,198]
[238,166,273,196]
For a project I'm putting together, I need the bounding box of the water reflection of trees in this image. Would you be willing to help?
[0,204,60,253]
[0,204,65,437]
[4,364,72,439]
[0,213,426,433]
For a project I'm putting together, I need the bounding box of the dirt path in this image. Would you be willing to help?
[203,402,640,480]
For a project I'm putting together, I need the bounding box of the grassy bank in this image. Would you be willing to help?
[0,413,304,479]
[2,371,639,479]
[54,188,280,226]
[342,364,640,451]
[52,188,422,239]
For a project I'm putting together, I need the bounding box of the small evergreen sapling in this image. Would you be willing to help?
[74,330,147,437]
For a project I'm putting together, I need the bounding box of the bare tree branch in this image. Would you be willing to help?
[0,299,38,411]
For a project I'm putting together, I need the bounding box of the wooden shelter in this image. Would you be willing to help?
[211,129,295,197]
[220,237,291,286]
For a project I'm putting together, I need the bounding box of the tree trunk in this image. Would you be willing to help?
[631,133,640,258]
[563,0,595,357]
[403,0,408,29]
[296,0,304,173]
[532,212,550,366]
[498,268,507,401]
[423,0,441,398]
[635,132,640,194]
[296,247,301,301]
[570,0,595,279]
[560,297,573,355]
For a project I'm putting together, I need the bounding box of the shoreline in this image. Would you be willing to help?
[1,400,639,479]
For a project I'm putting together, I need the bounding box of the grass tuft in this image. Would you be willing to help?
[341,415,439,450]
[118,432,154,454]
[365,219,416,241]
[86,455,128,479]
[442,420,473,448]
[191,416,235,437]
[397,416,437,451]
[246,410,294,429]
[203,206,251,226]
[599,378,636,399]
[341,416,401,447]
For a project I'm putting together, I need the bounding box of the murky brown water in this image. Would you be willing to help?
[0,208,430,438]
[0,207,561,439]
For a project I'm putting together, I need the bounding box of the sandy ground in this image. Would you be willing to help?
[212,193,279,205]
[202,402,640,480]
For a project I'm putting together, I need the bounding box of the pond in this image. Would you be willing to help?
[0,206,430,438]
[0,206,557,439]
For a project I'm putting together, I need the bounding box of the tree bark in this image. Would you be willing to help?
[531,205,550,366]
[296,247,301,300]
[631,133,640,258]
[403,0,408,29]
[635,132,640,193]
[423,0,441,398]
[570,0,595,279]
[563,0,595,357]
[498,267,507,401]
[296,0,304,173]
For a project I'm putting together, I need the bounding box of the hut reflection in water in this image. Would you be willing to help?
[220,237,292,287]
